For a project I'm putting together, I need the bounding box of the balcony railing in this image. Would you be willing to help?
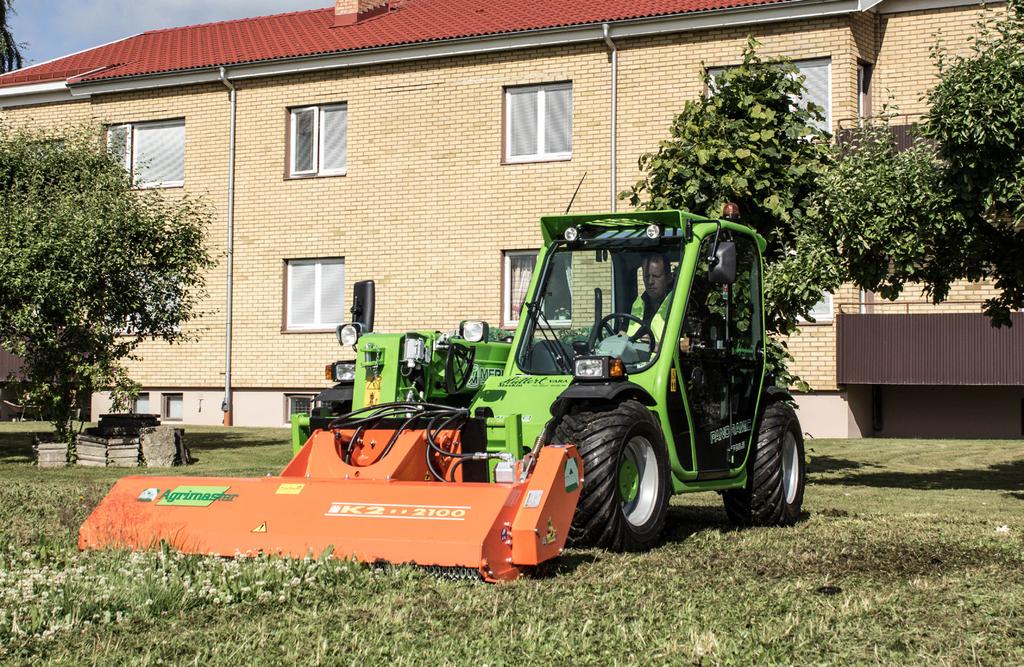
[837,311,1024,386]
[835,114,930,153]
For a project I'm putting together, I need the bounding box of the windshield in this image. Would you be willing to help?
[516,239,684,375]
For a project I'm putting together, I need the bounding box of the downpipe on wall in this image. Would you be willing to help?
[219,67,237,426]
[602,23,618,212]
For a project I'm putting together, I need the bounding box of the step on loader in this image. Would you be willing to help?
[81,207,806,580]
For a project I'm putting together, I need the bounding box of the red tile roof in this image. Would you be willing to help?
[0,0,793,89]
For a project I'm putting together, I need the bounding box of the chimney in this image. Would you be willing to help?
[335,0,389,26]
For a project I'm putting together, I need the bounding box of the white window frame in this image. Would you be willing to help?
[162,393,183,422]
[285,258,346,331]
[284,394,315,424]
[133,392,151,414]
[799,291,834,324]
[107,119,186,189]
[505,83,573,164]
[289,103,348,177]
[504,250,539,327]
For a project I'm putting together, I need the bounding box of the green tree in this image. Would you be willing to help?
[1,0,23,73]
[626,40,840,387]
[817,1,1024,326]
[0,125,215,444]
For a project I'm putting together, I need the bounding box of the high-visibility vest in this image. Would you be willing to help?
[627,292,671,340]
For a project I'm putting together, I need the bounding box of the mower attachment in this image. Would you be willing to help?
[79,426,583,582]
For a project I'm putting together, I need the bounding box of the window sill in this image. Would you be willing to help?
[285,171,348,181]
[282,327,338,334]
[133,183,185,191]
[796,319,834,327]
[503,154,572,165]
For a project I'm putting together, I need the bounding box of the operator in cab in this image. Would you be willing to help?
[627,253,673,342]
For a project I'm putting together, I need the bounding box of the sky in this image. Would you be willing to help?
[9,1,328,67]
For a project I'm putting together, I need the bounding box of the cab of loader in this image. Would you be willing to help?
[472,209,805,552]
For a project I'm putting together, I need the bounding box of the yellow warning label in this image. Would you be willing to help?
[275,483,304,495]
[365,376,382,407]
[542,517,557,545]
[670,367,678,393]
[252,522,267,533]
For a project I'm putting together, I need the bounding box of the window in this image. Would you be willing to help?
[107,119,186,188]
[286,258,345,331]
[800,292,834,323]
[285,394,315,422]
[708,58,831,132]
[289,104,348,177]
[133,393,151,414]
[858,62,873,118]
[505,83,572,162]
[162,393,183,421]
[504,250,538,326]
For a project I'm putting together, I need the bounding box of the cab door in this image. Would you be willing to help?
[677,232,764,478]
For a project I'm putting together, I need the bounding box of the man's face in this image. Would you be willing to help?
[644,258,669,304]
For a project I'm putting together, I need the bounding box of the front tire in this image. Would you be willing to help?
[554,400,670,551]
[724,401,805,526]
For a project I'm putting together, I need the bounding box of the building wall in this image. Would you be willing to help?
[5,3,1006,433]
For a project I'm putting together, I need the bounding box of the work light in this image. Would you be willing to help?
[645,224,661,239]
[564,226,580,242]
[338,323,360,347]
[460,320,489,343]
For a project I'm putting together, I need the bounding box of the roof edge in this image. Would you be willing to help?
[1,0,857,108]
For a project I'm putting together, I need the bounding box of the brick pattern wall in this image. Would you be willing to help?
[1,4,999,406]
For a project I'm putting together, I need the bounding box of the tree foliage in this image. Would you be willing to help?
[818,1,1024,326]
[626,40,841,386]
[0,125,215,443]
[0,0,23,74]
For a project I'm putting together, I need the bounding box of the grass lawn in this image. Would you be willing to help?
[0,422,1021,665]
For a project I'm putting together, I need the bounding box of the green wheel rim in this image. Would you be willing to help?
[618,457,640,502]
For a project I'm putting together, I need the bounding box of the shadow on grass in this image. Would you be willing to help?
[0,430,37,463]
[185,430,288,452]
[811,456,1024,493]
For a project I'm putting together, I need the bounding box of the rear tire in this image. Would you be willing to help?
[554,400,670,551]
[724,401,805,526]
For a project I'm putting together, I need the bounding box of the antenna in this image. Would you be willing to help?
[564,172,587,214]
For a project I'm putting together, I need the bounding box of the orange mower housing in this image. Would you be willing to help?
[79,427,583,582]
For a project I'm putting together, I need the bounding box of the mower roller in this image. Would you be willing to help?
[81,208,807,579]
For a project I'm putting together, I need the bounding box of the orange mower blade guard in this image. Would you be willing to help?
[79,428,583,582]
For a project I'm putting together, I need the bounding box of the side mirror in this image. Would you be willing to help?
[350,280,375,333]
[708,241,737,284]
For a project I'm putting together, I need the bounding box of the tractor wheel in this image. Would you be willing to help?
[554,400,670,551]
[723,401,805,526]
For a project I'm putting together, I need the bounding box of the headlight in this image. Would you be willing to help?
[574,357,606,379]
[338,323,360,347]
[333,362,356,382]
[573,356,627,381]
[564,226,580,242]
[460,320,489,343]
[645,224,661,239]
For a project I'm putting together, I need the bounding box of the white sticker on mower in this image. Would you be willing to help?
[325,502,469,520]
[523,490,543,508]
[564,459,580,492]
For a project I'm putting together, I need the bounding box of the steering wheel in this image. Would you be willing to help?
[443,341,477,394]
[587,313,656,350]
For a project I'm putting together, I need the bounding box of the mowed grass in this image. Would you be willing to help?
[0,422,1021,666]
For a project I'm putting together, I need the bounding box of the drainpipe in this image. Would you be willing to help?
[219,66,237,426]
[602,23,618,212]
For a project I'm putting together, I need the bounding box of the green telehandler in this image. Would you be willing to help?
[289,207,807,553]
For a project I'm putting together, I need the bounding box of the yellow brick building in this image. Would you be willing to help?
[1,0,1018,437]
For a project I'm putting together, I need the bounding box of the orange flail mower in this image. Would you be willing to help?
[79,407,583,582]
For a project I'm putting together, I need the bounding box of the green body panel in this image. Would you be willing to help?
[302,210,771,494]
[290,413,310,456]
